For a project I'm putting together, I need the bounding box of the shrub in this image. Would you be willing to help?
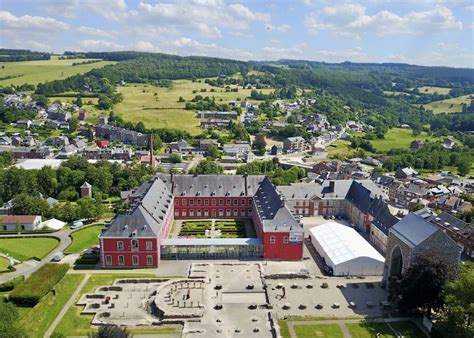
[0,276,24,292]
[9,263,69,306]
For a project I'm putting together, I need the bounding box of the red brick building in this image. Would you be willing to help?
[100,174,303,268]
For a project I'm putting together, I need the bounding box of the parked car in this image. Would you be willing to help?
[71,220,84,229]
[51,252,64,262]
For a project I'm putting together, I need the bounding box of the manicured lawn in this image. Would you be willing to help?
[279,320,291,338]
[17,274,85,338]
[370,128,440,152]
[0,237,59,261]
[53,273,165,337]
[0,256,10,273]
[294,323,344,338]
[389,321,425,338]
[65,224,104,254]
[346,322,395,338]
[423,94,473,114]
[179,220,213,238]
[115,81,274,134]
[0,56,115,87]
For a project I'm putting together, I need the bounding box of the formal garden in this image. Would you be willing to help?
[178,219,248,238]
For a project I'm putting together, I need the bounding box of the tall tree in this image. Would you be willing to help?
[389,251,458,315]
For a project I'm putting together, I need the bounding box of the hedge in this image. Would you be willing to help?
[9,263,69,306]
[0,276,25,292]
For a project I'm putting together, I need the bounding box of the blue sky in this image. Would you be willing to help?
[1,0,473,67]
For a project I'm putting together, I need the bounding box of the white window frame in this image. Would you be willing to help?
[146,255,153,266]
[117,241,123,251]
[270,236,276,244]
[132,255,139,266]
[146,241,153,250]
[105,255,112,266]
[118,255,125,266]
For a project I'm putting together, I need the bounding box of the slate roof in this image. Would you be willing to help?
[102,178,173,238]
[390,213,440,247]
[157,174,265,197]
[253,177,302,233]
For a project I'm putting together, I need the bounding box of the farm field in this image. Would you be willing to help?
[0,56,115,87]
[417,86,451,95]
[370,128,440,152]
[422,94,473,114]
[114,81,274,134]
[65,224,104,254]
[0,237,59,261]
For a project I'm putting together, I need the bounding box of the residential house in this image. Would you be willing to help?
[395,167,418,179]
[410,140,424,150]
[199,111,238,120]
[0,137,12,146]
[78,110,90,121]
[95,124,149,147]
[442,138,455,149]
[283,136,306,153]
[270,145,283,156]
[16,119,32,129]
[0,215,42,231]
[200,119,231,129]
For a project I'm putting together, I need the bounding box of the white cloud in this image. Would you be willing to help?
[78,39,124,52]
[261,44,306,59]
[0,10,68,52]
[77,26,116,39]
[133,0,271,37]
[131,41,158,52]
[163,37,255,60]
[43,0,127,21]
[0,11,69,32]
[267,24,291,33]
[305,4,462,39]
[470,22,474,30]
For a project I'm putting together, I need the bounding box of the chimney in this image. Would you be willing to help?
[329,181,335,193]
[170,172,174,194]
[149,134,155,167]
[244,174,248,196]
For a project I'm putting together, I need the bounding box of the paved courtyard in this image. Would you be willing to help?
[75,260,388,337]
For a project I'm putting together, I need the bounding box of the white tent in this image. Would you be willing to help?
[40,218,67,230]
[309,222,385,276]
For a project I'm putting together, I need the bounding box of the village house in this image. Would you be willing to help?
[16,119,32,129]
[283,136,306,153]
[0,215,42,231]
[95,124,149,147]
[200,119,231,129]
[199,111,238,120]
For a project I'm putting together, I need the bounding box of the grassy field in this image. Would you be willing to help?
[65,224,104,254]
[370,128,440,152]
[389,321,425,338]
[293,323,344,338]
[346,322,396,338]
[0,237,59,261]
[417,86,451,95]
[114,81,273,134]
[53,273,179,336]
[0,256,10,273]
[327,139,354,158]
[17,273,85,338]
[423,94,473,114]
[0,56,115,87]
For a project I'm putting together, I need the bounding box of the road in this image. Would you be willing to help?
[0,229,72,284]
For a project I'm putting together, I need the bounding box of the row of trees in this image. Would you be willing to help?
[0,156,155,204]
